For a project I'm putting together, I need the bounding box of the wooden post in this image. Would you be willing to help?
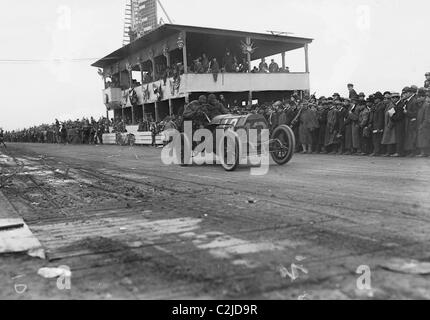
[166,52,171,68]
[139,61,146,121]
[150,58,155,80]
[246,37,252,72]
[140,62,144,83]
[169,99,173,116]
[131,106,135,125]
[155,101,159,122]
[282,52,286,69]
[248,91,253,107]
[304,44,309,73]
[182,32,188,73]
[106,109,110,133]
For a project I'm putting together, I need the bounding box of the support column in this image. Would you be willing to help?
[281,52,286,70]
[131,105,135,125]
[248,91,253,107]
[155,101,159,122]
[106,109,110,133]
[185,93,190,104]
[150,58,155,80]
[140,62,144,84]
[246,37,252,72]
[166,52,171,68]
[139,61,146,121]
[182,32,188,73]
[169,99,173,116]
[304,44,309,73]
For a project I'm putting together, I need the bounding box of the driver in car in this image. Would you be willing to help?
[183,95,210,129]
[206,94,229,119]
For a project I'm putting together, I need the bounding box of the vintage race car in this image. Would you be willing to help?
[177,113,295,171]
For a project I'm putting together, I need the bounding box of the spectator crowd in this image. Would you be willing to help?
[236,74,430,157]
[3,72,430,157]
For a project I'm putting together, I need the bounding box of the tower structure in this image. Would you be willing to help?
[122,0,158,46]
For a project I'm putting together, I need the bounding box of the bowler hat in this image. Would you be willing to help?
[374,92,384,100]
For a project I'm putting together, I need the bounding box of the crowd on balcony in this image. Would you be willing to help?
[103,48,290,91]
[188,50,290,75]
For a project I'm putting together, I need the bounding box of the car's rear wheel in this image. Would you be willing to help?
[270,125,295,165]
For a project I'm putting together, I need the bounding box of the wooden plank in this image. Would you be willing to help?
[0,190,45,258]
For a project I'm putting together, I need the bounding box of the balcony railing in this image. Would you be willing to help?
[183,72,310,92]
[103,72,310,107]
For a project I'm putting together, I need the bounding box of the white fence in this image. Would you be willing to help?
[103,129,164,146]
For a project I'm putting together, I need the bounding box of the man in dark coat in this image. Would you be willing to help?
[299,103,319,153]
[223,50,235,72]
[183,95,210,129]
[369,92,385,156]
[269,59,280,73]
[391,90,407,157]
[336,99,348,154]
[207,94,229,119]
[359,97,373,155]
[324,101,339,153]
[425,72,430,89]
[381,92,397,156]
[316,100,329,153]
[404,86,420,156]
[417,88,430,157]
[0,129,6,149]
[348,83,358,100]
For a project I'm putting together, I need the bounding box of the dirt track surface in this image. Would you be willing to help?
[1,143,430,300]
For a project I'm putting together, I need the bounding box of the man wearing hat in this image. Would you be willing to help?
[335,99,348,154]
[359,96,373,155]
[390,91,406,157]
[417,88,430,157]
[316,99,329,153]
[404,86,420,156]
[381,92,397,156]
[324,98,339,153]
[344,97,361,155]
[0,128,6,149]
[347,84,359,100]
[369,92,385,156]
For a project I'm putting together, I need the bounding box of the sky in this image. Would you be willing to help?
[0,0,429,131]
